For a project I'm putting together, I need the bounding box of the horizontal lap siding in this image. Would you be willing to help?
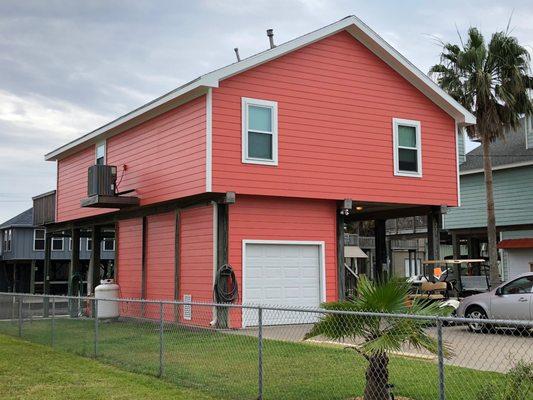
[179,204,214,326]
[145,212,176,301]
[56,96,207,223]
[229,195,337,310]
[212,31,458,206]
[117,218,143,317]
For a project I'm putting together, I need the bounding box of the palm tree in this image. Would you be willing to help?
[304,277,452,400]
[429,27,533,288]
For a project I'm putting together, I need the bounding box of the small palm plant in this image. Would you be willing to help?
[304,277,452,400]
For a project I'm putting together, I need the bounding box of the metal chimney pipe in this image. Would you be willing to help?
[234,47,241,62]
[266,29,275,49]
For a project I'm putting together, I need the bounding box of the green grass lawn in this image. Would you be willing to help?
[0,334,214,400]
[0,316,508,400]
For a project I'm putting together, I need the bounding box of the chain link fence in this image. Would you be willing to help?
[0,292,531,400]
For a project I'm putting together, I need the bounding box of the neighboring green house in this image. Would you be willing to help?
[443,116,533,280]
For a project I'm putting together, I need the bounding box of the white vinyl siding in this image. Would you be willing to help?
[242,98,278,165]
[393,118,422,177]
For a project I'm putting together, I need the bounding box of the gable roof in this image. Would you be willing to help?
[0,208,34,230]
[460,127,533,174]
[45,15,476,162]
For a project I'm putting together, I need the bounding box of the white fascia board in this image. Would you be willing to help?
[45,79,215,161]
[45,16,475,162]
[460,160,533,175]
[341,17,475,125]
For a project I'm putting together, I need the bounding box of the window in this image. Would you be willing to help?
[51,237,64,251]
[103,238,115,251]
[3,229,12,252]
[501,276,533,295]
[86,237,92,252]
[33,229,45,251]
[242,98,278,165]
[393,118,422,177]
[95,141,106,165]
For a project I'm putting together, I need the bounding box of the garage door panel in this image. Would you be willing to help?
[243,243,322,326]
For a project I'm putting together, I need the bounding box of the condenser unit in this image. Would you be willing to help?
[87,165,117,197]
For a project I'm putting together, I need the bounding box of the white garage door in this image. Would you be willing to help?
[243,242,322,327]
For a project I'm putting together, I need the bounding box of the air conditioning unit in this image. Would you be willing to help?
[87,165,117,197]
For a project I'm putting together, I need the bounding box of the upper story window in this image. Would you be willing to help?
[103,237,115,251]
[242,98,278,165]
[3,229,12,252]
[95,140,106,165]
[393,118,422,177]
[33,229,45,251]
[52,236,64,251]
[87,237,93,252]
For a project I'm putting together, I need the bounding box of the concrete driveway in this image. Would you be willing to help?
[235,323,532,373]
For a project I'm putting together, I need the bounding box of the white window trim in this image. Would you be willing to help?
[51,236,64,252]
[4,229,12,252]
[241,97,278,166]
[33,229,46,251]
[86,237,92,252]
[95,140,106,164]
[392,118,422,177]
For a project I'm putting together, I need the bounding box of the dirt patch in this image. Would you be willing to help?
[352,397,413,400]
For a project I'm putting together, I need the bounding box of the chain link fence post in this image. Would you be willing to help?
[159,301,164,378]
[94,298,99,358]
[258,306,263,400]
[437,317,445,400]
[51,296,56,348]
[18,295,22,338]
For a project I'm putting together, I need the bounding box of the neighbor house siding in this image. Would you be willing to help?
[444,165,533,230]
[211,30,458,206]
[228,195,337,303]
[56,96,207,222]
[116,218,143,300]
[0,227,112,261]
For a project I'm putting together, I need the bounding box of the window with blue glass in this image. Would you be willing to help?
[242,98,278,165]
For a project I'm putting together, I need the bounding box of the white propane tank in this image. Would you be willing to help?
[94,279,120,319]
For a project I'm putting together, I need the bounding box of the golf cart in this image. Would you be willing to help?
[408,259,490,312]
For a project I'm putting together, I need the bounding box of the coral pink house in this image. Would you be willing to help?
[44,17,474,327]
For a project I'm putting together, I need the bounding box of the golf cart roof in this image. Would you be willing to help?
[422,259,486,265]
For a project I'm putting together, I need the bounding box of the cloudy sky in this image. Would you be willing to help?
[0,0,532,221]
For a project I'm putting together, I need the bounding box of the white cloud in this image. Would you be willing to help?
[0,90,109,142]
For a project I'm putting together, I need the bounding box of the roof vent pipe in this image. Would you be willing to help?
[267,29,275,49]
[234,47,241,62]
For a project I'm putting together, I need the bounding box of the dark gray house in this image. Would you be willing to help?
[0,191,115,294]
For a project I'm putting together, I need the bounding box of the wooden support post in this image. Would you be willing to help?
[174,211,180,301]
[12,261,17,293]
[374,219,386,280]
[336,209,346,301]
[29,260,36,294]
[68,228,80,316]
[69,228,80,295]
[217,203,229,267]
[43,232,52,317]
[427,207,441,280]
[141,218,147,300]
[88,226,101,295]
[452,233,460,259]
[215,202,229,328]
